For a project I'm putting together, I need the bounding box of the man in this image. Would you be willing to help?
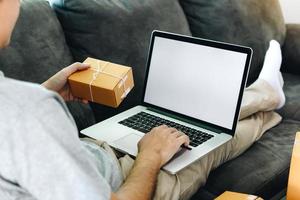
[0,0,285,199]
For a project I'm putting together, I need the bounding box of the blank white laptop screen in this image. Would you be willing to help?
[144,37,248,130]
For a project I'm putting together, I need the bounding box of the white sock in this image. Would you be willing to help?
[259,40,285,109]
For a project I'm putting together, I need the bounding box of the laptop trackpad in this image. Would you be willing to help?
[112,134,142,156]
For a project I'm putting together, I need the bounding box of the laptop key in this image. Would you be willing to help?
[118,112,214,147]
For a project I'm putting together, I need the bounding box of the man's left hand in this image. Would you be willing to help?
[42,62,90,103]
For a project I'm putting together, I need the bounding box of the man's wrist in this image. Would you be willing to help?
[115,151,161,200]
[136,151,162,170]
[42,79,57,92]
[41,81,50,89]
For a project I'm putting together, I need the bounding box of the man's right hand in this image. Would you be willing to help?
[113,125,189,200]
[138,125,190,168]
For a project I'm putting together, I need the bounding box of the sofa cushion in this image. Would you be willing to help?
[0,0,95,130]
[51,0,192,122]
[192,119,300,199]
[282,24,300,75]
[180,0,286,85]
[278,73,300,121]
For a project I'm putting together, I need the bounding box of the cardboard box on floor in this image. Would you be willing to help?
[215,191,263,200]
[68,57,134,108]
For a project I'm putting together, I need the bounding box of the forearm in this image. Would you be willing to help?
[41,76,60,91]
[115,152,161,200]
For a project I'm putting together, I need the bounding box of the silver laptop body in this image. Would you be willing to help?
[81,31,252,174]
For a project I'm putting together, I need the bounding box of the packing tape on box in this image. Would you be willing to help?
[89,61,129,102]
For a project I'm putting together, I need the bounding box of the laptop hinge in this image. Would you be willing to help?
[147,107,223,134]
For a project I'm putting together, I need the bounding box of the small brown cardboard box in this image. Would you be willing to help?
[68,57,134,108]
[215,191,264,200]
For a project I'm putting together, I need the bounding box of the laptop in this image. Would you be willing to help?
[81,31,252,174]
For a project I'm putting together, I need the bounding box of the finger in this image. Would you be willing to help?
[157,124,168,129]
[175,130,184,137]
[75,98,88,104]
[151,125,167,133]
[168,128,178,134]
[64,62,90,76]
[177,134,190,147]
[76,62,90,70]
[82,99,89,104]
[69,95,74,101]
[73,97,80,101]
[76,98,89,104]
[171,131,185,139]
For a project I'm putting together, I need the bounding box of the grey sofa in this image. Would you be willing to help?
[0,0,299,199]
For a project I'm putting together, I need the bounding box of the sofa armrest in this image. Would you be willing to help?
[282,24,300,75]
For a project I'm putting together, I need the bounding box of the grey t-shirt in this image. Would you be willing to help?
[0,72,122,200]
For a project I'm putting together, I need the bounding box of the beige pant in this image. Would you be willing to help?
[91,79,282,200]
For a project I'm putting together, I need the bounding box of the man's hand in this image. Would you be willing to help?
[138,125,190,168]
[42,62,90,103]
[113,125,190,200]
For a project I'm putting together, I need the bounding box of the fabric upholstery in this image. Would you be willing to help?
[179,0,286,85]
[50,0,192,122]
[282,24,300,75]
[192,119,300,199]
[278,73,300,122]
[0,0,73,83]
[0,0,95,130]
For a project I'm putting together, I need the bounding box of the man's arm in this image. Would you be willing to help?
[112,152,160,200]
[111,125,190,200]
[41,63,189,200]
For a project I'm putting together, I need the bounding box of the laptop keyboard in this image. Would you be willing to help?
[118,112,214,147]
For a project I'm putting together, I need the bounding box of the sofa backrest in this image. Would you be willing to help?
[51,0,192,121]
[180,0,286,85]
[0,0,73,83]
[282,24,300,75]
[0,0,95,130]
